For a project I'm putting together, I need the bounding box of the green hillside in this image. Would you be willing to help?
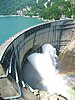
[0,0,75,19]
[0,0,47,15]
[40,0,75,20]
[0,0,34,15]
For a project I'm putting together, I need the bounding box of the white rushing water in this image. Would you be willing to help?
[27,44,70,99]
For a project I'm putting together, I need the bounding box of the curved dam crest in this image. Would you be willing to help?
[0,19,75,100]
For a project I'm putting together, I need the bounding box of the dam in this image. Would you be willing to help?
[0,19,75,100]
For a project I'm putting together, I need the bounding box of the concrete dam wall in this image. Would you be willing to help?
[0,19,75,100]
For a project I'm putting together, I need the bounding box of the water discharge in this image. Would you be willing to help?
[23,44,75,100]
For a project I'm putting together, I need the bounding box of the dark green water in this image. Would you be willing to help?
[0,16,43,44]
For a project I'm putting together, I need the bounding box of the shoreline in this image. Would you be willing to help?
[0,15,20,17]
[0,15,32,18]
[0,15,50,22]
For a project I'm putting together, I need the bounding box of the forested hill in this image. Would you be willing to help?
[0,0,47,15]
[0,0,33,15]
[0,0,59,15]
[0,0,75,20]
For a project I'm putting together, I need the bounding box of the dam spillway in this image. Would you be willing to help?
[0,19,75,100]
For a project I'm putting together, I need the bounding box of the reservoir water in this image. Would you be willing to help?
[0,16,43,44]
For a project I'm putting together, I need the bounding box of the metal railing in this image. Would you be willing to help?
[4,59,21,100]
[0,51,21,99]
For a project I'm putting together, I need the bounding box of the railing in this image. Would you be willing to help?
[0,51,21,99]
[4,58,21,99]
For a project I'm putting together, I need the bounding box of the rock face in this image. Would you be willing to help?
[22,89,68,100]
[58,39,75,100]
[59,39,75,73]
[37,90,68,100]
[32,90,68,100]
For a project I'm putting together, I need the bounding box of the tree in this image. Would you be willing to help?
[40,0,73,20]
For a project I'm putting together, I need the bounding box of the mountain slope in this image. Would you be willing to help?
[0,0,75,20]
[0,0,37,15]
[0,0,47,15]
